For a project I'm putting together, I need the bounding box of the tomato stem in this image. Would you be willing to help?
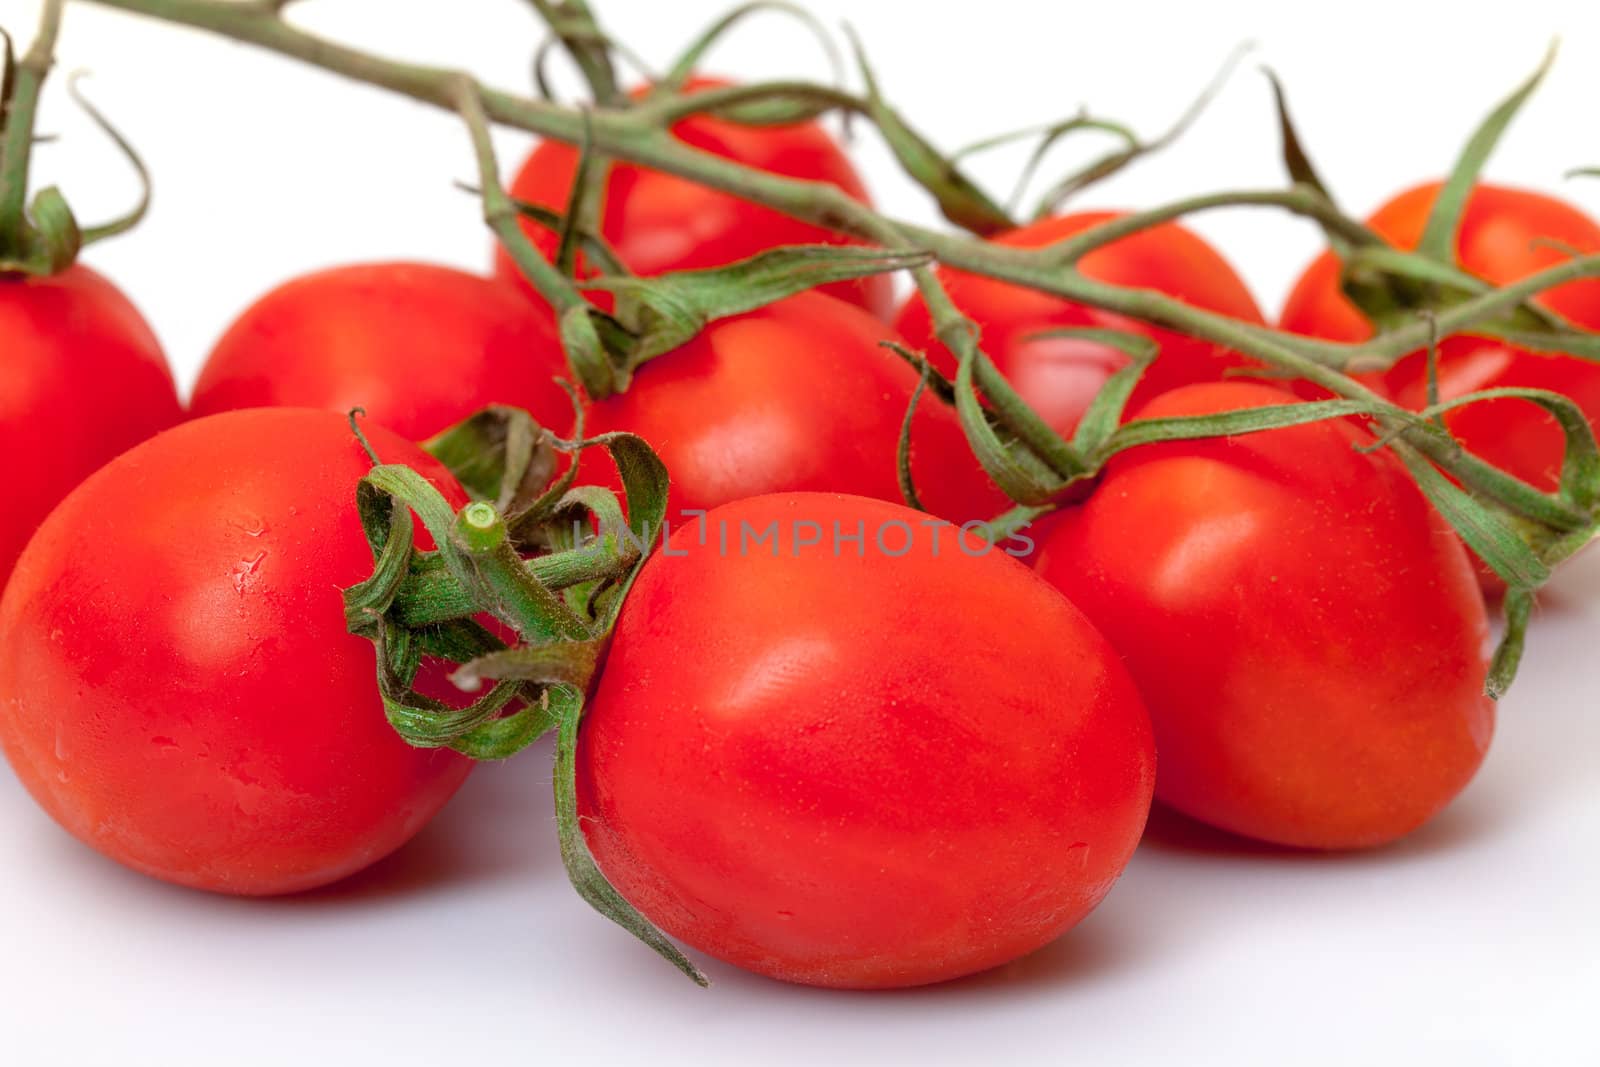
[0,0,63,262]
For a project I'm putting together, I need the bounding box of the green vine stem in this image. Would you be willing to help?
[75,1,1600,372]
[0,0,71,268]
[2,0,153,272]
[76,0,1600,688]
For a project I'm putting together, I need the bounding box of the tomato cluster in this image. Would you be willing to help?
[3,36,1597,993]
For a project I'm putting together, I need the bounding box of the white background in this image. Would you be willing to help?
[3,0,1600,1064]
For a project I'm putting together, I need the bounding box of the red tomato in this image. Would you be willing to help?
[577,492,1155,988]
[1281,182,1600,497]
[494,78,892,318]
[1,265,182,588]
[1035,382,1492,850]
[893,212,1265,438]
[0,408,473,895]
[582,291,1007,524]
[190,262,573,440]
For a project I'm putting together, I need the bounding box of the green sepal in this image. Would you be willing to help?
[423,405,561,513]
[1414,44,1556,265]
[552,692,709,986]
[1010,327,1159,455]
[1031,43,1251,218]
[658,1,840,100]
[506,193,629,277]
[1487,589,1534,700]
[896,362,933,511]
[843,27,1013,236]
[952,342,1068,506]
[1393,445,1550,591]
[1096,398,1397,465]
[676,82,843,127]
[589,245,928,368]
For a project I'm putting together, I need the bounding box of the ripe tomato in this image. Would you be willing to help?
[0,408,473,895]
[893,212,1265,438]
[190,262,573,440]
[577,492,1155,988]
[1035,382,1492,850]
[1281,182,1600,498]
[581,291,1006,524]
[494,78,892,318]
[1,265,182,588]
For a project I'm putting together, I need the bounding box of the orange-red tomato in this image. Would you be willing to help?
[1035,382,1493,850]
[1,265,182,587]
[893,212,1265,438]
[578,492,1155,987]
[0,409,473,895]
[494,79,892,319]
[1282,181,1600,498]
[581,291,1007,524]
[190,262,573,440]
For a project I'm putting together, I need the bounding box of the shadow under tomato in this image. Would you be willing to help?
[1137,795,1505,865]
[262,751,559,907]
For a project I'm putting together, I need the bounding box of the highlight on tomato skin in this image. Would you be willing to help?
[0,408,474,896]
[579,289,1010,525]
[576,492,1156,989]
[189,261,575,441]
[1,264,183,590]
[493,77,895,319]
[1034,381,1494,851]
[893,211,1266,440]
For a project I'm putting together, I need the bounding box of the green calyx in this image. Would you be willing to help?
[343,403,705,986]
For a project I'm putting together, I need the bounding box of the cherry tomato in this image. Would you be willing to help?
[1,265,182,588]
[494,78,892,318]
[0,408,473,895]
[577,492,1155,988]
[1035,382,1492,850]
[190,262,573,440]
[893,212,1265,438]
[580,291,1005,525]
[1281,182,1600,498]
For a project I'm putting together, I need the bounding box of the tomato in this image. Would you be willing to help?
[494,78,892,318]
[0,408,473,895]
[1281,182,1600,498]
[1,265,182,588]
[582,290,1007,524]
[1034,382,1493,850]
[893,212,1265,438]
[190,262,573,440]
[577,492,1155,988]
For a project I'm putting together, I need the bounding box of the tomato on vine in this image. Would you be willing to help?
[1035,382,1493,850]
[0,409,474,895]
[190,262,574,441]
[577,492,1155,987]
[1282,181,1600,505]
[494,77,893,318]
[2,265,182,589]
[581,290,1007,523]
[893,211,1265,438]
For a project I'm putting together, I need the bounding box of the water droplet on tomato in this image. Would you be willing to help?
[231,551,268,594]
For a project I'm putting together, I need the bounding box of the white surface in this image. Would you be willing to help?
[3,0,1600,1063]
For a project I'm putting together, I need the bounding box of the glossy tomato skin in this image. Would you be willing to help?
[0,409,473,895]
[494,79,892,319]
[1,265,182,587]
[577,493,1155,988]
[893,212,1265,438]
[190,262,573,441]
[581,291,1007,524]
[1281,182,1600,496]
[1035,382,1493,850]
